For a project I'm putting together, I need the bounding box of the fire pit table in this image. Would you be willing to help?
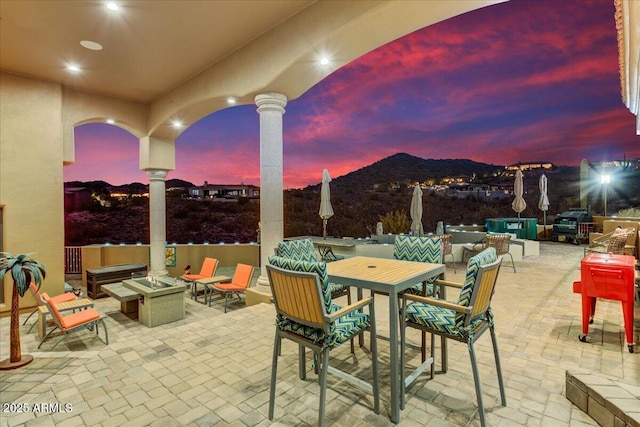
[122,276,187,327]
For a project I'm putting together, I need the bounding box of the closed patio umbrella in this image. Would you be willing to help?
[538,174,550,237]
[410,185,424,236]
[319,169,334,239]
[512,169,526,228]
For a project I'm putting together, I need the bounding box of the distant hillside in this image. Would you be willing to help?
[167,179,195,188]
[329,153,504,190]
[64,179,195,192]
[64,152,640,245]
[65,180,110,189]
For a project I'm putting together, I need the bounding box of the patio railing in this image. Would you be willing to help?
[65,246,83,274]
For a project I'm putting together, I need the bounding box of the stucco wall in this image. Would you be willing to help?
[0,72,65,315]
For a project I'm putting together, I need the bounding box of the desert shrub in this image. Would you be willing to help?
[379,210,410,234]
[618,207,640,217]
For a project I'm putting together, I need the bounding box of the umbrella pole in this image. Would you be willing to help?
[323,219,327,239]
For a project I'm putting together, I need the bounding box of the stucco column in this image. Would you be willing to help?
[255,93,287,291]
[147,169,169,277]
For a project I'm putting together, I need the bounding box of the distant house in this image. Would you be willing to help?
[64,187,92,212]
[188,182,259,201]
[441,175,471,184]
[506,161,553,171]
[108,186,149,199]
[447,183,511,200]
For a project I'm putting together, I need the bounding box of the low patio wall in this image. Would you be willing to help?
[81,243,259,287]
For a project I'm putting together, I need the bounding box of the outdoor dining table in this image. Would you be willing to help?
[326,255,445,424]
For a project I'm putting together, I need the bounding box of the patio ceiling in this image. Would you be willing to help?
[1,0,508,139]
[1,1,637,136]
[0,0,316,103]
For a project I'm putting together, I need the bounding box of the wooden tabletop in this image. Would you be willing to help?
[326,256,444,293]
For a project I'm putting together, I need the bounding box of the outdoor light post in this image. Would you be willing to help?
[600,173,610,216]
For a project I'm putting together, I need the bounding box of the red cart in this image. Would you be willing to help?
[572,252,636,353]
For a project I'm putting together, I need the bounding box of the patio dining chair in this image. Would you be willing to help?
[181,257,219,303]
[386,234,444,363]
[317,244,344,262]
[392,235,443,296]
[266,256,379,427]
[207,263,255,312]
[400,248,505,427]
[463,233,515,273]
[433,233,456,273]
[38,293,109,349]
[585,227,635,256]
[485,233,515,273]
[276,239,351,304]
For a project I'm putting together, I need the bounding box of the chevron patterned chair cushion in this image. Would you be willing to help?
[276,239,320,262]
[276,240,349,298]
[405,247,497,335]
[393,235,442,295]
[328,282,350,296]
[268,255,368,348]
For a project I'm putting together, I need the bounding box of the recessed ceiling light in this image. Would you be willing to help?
[171,120,183,129]
[67,64,81,73]
[106,119,115,124]
[227,97,236,104]
[106,2,119,11]
[80,40,103,51]
[320,57,329,65]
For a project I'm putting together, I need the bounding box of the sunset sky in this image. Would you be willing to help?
[65,0,640,189]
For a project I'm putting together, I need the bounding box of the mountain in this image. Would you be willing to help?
[65,179,195,191]
[64,180,111,189]
[167,179,195,188]
[64,152,639,245]
[329,153,504,189]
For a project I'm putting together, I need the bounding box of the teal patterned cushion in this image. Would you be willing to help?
[268,255,368,348]
[405,303,484,339]
[404,282,435,296]
[276,239,319,262]
[278,305,370,348]
[455,247,497,328]
[268,255,333,314]
[404,247,497,337]
[276,240,347,298]
[394,235,442,296]
[328,282,349,296]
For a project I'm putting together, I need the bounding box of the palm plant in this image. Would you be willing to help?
[0,252,46,369]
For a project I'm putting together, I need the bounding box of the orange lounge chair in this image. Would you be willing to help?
[23,283,75,327]
[24,283,93,335]
[181,257,219,303]
[209,263,255,312]
[38,293,108,349]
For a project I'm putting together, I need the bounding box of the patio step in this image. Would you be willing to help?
[566,370,640,427]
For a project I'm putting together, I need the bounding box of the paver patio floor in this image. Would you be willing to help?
[1,242,638,426]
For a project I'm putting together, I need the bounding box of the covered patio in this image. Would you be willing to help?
[2,242,638,426]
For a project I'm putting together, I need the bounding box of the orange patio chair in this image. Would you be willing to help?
[38,293,108,349]
[181,257,219,303]
[208,263,255,312]
[24,283,93,334]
